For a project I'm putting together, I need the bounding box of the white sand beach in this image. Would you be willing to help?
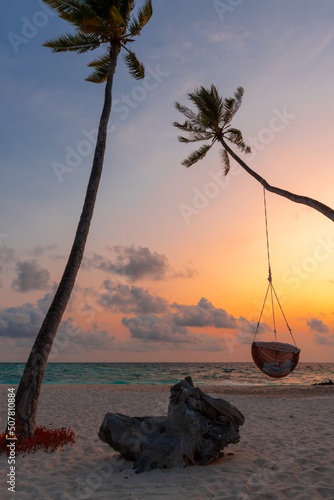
[1,384,334,500]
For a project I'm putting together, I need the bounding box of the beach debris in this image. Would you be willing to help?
[98,376,245,473]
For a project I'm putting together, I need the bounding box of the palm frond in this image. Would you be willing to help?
[232,86,244,114]
[222,86,245,125]
[86,63,110,83]
[178,133,213,143]
[118,0,135,24]
[128,0,152,36]
[87,52,110,67]
[174,102,209,134]
[58,4,98,26]
[42,0,82,14]
[222,97,235,125]
[60,11,110,35]
[175,102,197,121]
[226,127,251,153]
[220,148,230,175]
[123,49,145,79]
[84,0,119,18]
[86,52,111,83]
[43,32,100,53]
[108,5,126,32]
[173,119,207,134]
[188,84,223,129]
[182,143,212,168]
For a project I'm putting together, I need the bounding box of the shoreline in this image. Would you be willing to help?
[1,382,334,398]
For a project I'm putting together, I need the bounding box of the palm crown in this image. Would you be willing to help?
[174,84,251,174]
[43,0,152,82]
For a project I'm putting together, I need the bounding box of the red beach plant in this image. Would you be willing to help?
[1,427,75,456]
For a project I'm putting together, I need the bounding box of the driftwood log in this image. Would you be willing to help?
[98,376,245,473]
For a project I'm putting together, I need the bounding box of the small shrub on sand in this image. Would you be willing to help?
[1,427,75,456]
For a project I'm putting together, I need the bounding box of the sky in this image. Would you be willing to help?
[1,0,334,363]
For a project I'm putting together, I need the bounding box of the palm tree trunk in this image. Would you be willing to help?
[221,138,334,222]
[12,43,120,439]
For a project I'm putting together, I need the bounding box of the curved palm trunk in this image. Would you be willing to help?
[11,44,120,439]
[221,138,334,222]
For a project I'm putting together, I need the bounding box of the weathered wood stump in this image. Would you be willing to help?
[98,377,245,473]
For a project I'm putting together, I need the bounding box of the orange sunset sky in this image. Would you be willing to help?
[1,0,334,363]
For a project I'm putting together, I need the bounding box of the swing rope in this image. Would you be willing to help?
[254,187,296,346]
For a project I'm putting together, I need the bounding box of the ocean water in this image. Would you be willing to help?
[0,362,333,386]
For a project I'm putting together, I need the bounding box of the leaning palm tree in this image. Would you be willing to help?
[11,0,152,439]
[174,84,334,221]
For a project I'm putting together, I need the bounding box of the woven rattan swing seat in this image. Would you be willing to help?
[252,341,300,378]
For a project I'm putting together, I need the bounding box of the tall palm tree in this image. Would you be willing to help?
[11,0,152,439]
[174,84,334,221]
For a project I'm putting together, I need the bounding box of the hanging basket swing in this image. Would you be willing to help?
[252,341,300,378]
[251,188,301,379]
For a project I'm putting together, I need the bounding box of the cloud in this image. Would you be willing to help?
[307,318,329,334]
[172,297,237,329]
[36,288,57,314]
[83,245,169,281]
[0,302,45,338]
[206,27,252,51]
[122,314,227,351]
[0,247,16,284]
[98,280,169,314]
[121,296,271,351]
[28,244,57,257]
[83,245,197,282]
[236,317,271,344]
[50,318,116,356]
[309,30,334,61]
[313,333,334,346]
[12,260,51,292]
[171,264,198,280]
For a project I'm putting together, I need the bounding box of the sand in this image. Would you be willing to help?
[1,384,333,500]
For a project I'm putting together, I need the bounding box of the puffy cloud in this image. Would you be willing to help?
[172,297,237,329]
[12,259,51,292]
[0,246,16,271]
[236,317,271,344]
[36,289,56,314]
[49,318,117,359]
[98,280,169,314]
[122,315,188,343]
[121,297,271,351]
[121,314,227,351]
[0,291,55,339]
[313,333,334,346]
[0,302,45,338]
[83,245,197,282]
[84,245,169,281]
[307,318,329,333]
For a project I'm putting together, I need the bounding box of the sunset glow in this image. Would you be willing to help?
[1,0,334,362]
